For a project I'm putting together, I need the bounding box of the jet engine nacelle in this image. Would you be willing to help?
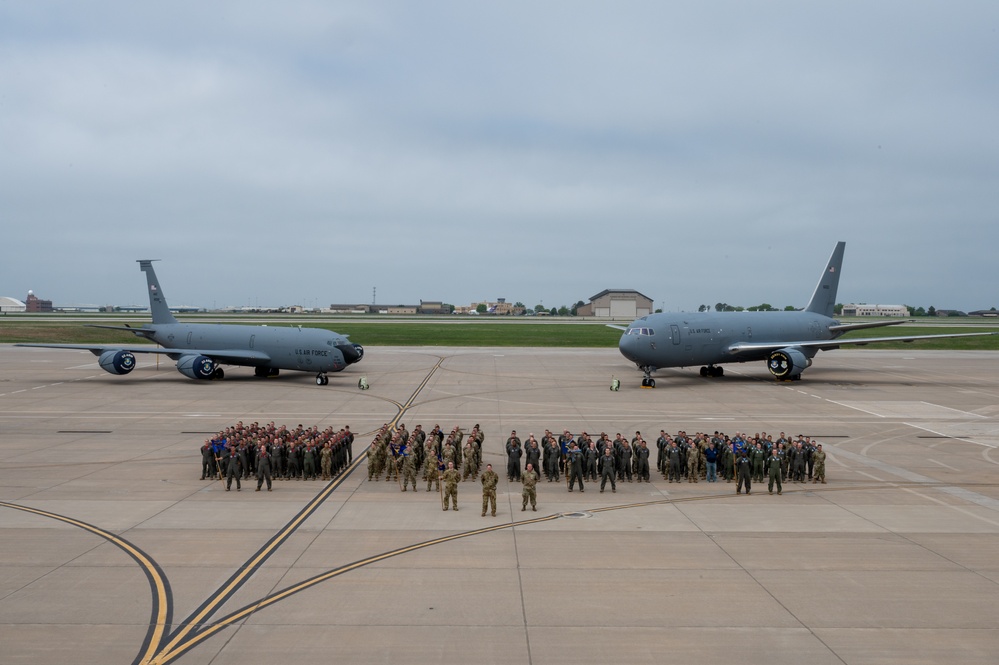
[98,350,136,375]
[177,354,216,380]
[767,348,812,380]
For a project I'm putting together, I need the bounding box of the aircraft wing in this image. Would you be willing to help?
[727,331,998,354]
[16,343,272,364]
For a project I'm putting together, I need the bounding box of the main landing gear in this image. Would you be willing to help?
[316,373,329,386]
[699,365,724,378]
[640,366,656,388]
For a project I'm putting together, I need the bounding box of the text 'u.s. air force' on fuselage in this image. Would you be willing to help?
[16,261,363,386]
[616,241,996,388]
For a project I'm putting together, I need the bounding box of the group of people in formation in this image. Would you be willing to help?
[503,428,826,496]
[200,421,354,492]
[365,424,829,515]
[364,422,486,490]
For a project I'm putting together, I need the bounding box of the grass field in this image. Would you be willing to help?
[2,317,997,349]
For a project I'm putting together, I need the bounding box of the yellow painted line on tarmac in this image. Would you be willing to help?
[153,512,560,664]
[0,501,171,665]
[152,453,365,662]
[389,356,445,428]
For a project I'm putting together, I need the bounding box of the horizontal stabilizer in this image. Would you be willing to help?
[827,320,907,334]
[84,324,156,337]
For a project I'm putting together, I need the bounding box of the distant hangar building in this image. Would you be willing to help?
[0,297,27,313]
[841,304,910,317]
[577,289,654,318]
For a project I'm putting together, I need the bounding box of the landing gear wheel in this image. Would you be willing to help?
[213,367,225,380]
[699,366,708,377]
[316,374,328,386]
[648,378,655,388]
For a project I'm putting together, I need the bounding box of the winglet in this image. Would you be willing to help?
[804,242,845,318]
[137,260,178,325]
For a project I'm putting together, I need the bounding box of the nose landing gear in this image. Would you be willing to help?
[640,366,657,388]
[316,373,329,386]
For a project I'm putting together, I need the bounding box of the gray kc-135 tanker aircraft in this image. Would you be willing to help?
[17,260,363,385]
[617,241,995,387]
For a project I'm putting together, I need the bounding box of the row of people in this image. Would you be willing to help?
[199,421,354,491]
[501,429,827,489]
[365,426,830,515]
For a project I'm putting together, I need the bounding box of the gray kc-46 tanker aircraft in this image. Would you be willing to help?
[617,241,995,387]
[17,260,363,385]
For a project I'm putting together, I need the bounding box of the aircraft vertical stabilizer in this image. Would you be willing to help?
[804,241,845,318]
[137,260,178,325]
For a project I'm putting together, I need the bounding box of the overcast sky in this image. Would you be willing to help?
[2,1,996,312]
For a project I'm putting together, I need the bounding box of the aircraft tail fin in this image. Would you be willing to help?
[804,242,845,318]
[137,260,178,324]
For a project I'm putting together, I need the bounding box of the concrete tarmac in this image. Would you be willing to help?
[1,345,998,665]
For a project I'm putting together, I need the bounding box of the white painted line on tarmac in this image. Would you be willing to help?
[919,401,986,419]
[899,486,999,529]
[833,446,999,511]
[905,422,997,449]
[825,399,886,417]
[928,458,960,472]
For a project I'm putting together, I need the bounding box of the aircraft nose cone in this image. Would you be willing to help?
[619,332,640,363]
[337,343,363,364]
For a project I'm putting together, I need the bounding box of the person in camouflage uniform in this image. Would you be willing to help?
[441,461,460,511]
[812,443,827,484]
[522,463,539,511]
[441,440,456,471]
[320,442,332,481]
[401,439,418,491]
[462,440,477,481]
[366,441,380,481]
[423,441,440,492]
[686,441,700,483]
[480,463,499,516]
[470,425,484,476]
[385,435,401,483]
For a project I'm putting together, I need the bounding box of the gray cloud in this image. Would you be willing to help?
[2,1,996,312]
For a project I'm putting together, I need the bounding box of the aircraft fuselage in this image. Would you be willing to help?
[619,310,835,370]
[143,322,357,373]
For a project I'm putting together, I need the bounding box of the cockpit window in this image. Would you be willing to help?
[626,328,655,336]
